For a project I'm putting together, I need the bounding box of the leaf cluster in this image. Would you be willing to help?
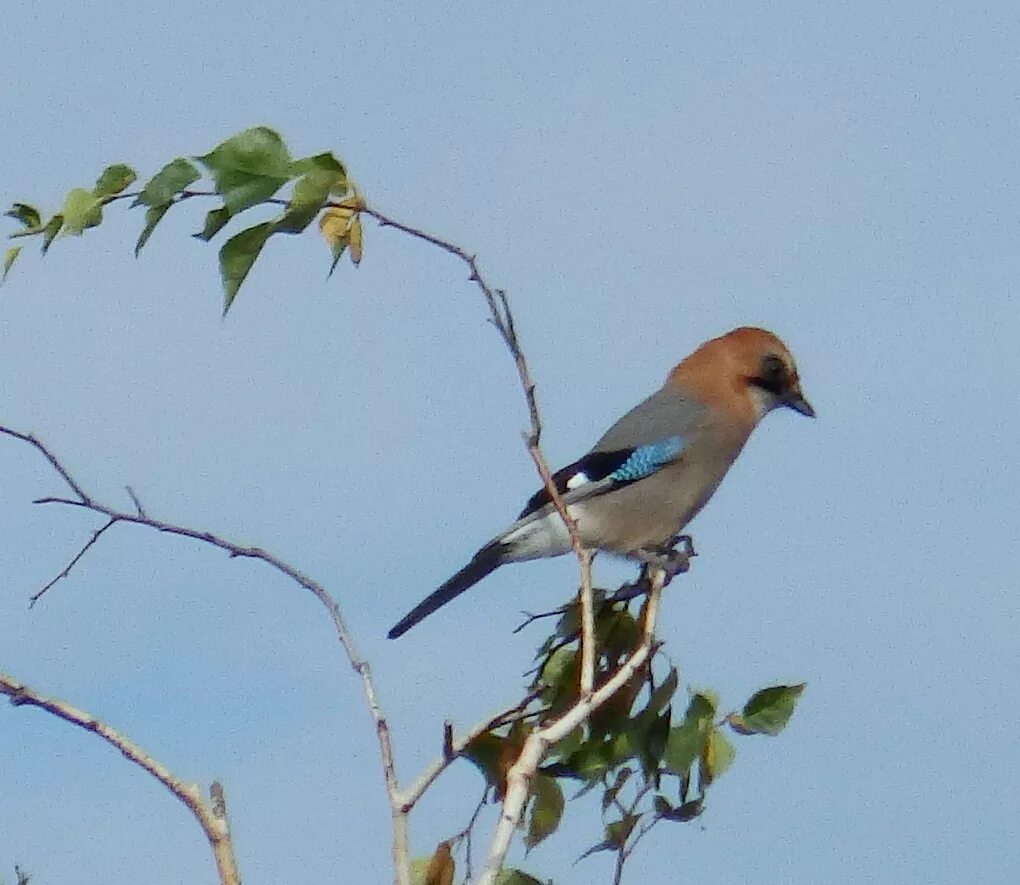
[3,127,363,313]
[459,593,805,870]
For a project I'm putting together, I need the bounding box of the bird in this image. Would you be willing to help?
[388,326,813,639]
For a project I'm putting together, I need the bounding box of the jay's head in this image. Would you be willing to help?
[670,327,815,423]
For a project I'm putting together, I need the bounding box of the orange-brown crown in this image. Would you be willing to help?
[667,327,810,424]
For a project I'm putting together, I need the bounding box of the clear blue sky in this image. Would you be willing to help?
[2,2,1018,883]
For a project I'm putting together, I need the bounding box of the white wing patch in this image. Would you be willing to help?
[565,471,590,490]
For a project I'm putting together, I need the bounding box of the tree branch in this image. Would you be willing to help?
[478,569,667,884]
[30,517,116,606]
[0,425,408,882]
[394,693,538,813]
[361,209,598,684]
[0,670,241,885]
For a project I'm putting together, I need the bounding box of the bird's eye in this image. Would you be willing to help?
[759,354,787,383]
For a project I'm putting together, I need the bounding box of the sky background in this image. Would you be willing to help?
[2,2,1018,883]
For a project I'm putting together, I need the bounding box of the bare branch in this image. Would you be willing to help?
[29,517,116,607]
[361,206,599,724]
[394,694,537,813]
[125,485,147,517]
[449,788,489,882]
[0,670,241,885]
[612,779,658,884]
[0,424,407,880]
[0,428,91,504]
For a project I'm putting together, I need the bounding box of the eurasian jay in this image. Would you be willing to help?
[388,327,813,639]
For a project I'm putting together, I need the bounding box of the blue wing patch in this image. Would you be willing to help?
[518,435,686,518]
[609,436,685,482]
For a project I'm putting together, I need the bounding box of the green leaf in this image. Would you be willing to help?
[2,246,21,282]
[605,813,639,848]
[700,728,735,787]
[276,169,344,234]
[536,646,578,710]
[663,692,716,776]
[5,203,42,230]
[290,151,347,178]
[735,683,806,736]
[601,766,633,813]
[409,857,429,885]
[525,775,564,849]
[553,725,584,763]
[594,605,641,660]
[640,708,671,777]
[661,797,704,823]
[41,215,64,254]
[553,740,611,782]
[61,188,103,235]
[135,204,171,255]
[640,667,679,723]
[606,725,641,769]
[195,206,231,242]
[462,731,503,788]
[551,602,580,642]
[577,814,640,862]
[94,164,137,197]
[199,127,293,177]
[219,222,273,313]
[197,126,292,215]
[136,158,201,207]
[493,871,545,885]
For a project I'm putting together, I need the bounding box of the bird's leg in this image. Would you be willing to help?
[607,536,698,605]
[616,535,696,597]
[632,542,692,579]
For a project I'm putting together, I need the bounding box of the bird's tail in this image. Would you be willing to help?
[387,542,506,639]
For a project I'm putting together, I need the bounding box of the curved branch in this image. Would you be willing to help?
[360,206,598,695]
[0,670,240,885]
[0,425,407,879]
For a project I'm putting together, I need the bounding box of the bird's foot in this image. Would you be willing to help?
[632,546,690,580]
[666,533,696,560]
[623,536,696,593]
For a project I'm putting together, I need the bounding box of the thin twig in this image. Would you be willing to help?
[611,779,656,885]
[125,485,146,517]
[449,788,489,883]
[513,603,571,634]
[613,810,663,885]
[394,694,537,812]
[0,425,408,883]
[0,670,241,885]
[359,209,597,698]
[30,517,116,606]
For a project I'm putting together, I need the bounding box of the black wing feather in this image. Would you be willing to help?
[517,448,635,519]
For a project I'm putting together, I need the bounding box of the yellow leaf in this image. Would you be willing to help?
[701,727,736,786]
[425,841,455,885]
[348,216,363,265]
[318,206,354,248]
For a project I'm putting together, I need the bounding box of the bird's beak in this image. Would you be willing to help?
[782,387,815,418]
